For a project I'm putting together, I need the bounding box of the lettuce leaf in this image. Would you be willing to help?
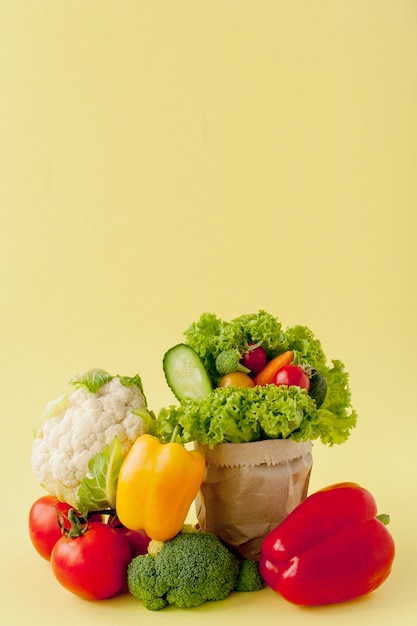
[77,436,123,513]
[315,359,358,444]
[282,324,327,368]
[230,311,285,351]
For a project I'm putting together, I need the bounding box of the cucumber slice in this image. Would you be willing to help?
[163,343,212,402]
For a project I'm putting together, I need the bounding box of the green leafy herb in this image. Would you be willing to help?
[77,436,123,513]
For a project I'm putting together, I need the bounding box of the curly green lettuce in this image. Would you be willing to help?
[282,324,327,368]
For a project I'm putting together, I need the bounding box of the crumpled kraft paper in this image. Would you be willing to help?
[194,439,312,561]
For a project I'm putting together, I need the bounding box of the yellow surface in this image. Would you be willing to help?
[1,1,416,623]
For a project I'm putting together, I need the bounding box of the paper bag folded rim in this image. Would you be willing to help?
[195,438,312,468]
[194,438,313,561]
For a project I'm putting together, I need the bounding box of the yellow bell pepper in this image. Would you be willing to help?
[115,434,206,542]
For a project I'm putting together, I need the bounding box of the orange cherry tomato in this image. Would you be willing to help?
[218,372,255,388]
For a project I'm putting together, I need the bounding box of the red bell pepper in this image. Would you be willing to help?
[259,482,395,606]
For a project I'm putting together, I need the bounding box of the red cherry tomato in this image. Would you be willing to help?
[273,365,310,391]
[103,514,151,557]
[50,521,132,600]
[114,525,150,556]
[28,495,73,560]
[240,344,267,374]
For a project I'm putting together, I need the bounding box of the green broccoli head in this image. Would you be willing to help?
[215,349,250,376]
[127,554,168,611]
[127,530,240,610]
[235,559,264,592]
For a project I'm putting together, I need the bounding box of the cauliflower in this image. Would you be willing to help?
[31,369,154,508]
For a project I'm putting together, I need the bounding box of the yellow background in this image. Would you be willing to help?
[1,1,416,624]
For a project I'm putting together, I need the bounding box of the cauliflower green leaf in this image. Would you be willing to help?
[77,436,123,513]
[69,368,113,393]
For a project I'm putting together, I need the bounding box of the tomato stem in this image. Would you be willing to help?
[62,508,89,538]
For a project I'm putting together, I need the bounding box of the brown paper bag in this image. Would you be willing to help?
[194,439,312,561]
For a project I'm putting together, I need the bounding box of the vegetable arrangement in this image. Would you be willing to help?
[28,313,396,610]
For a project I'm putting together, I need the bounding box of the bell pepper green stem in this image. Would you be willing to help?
[376,513,390,526]
[170,423,182,443]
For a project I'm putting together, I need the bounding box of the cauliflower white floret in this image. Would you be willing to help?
[31,375,152,507]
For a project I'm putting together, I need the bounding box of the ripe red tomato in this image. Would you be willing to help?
[240,344,267,374]
[273,365,310,391]
[28,495,73,560]
[50,521,132,600]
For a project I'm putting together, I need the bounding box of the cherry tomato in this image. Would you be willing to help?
[28,495,73,560]
[107,515,150,557]
[87,512,105,523]
[219,371,255,388]
[240,344,267,374]
[273,365,310,391]
[117,527,150,556]
[50,521,132,600]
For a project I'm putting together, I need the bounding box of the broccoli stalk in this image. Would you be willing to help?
[127,529,262,610]
[215,349,250,376]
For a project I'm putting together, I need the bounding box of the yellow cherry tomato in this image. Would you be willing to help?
[218,371,255,388]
